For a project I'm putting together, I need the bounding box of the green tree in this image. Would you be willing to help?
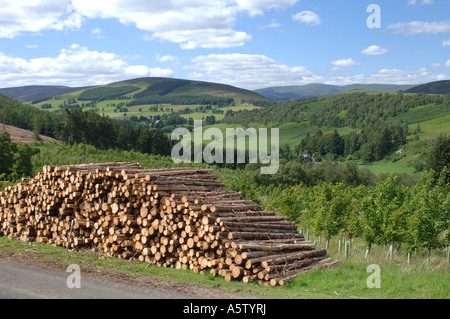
[403,168,450,260]
[0,132,16,175]
[358,175,408,254]
[427,135,450,182]
[14,143,39,177]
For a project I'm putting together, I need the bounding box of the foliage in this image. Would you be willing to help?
[78,86,139,101]
[0,131,39,180]
[128,94,234,107]
[426,134,450,183]
[0,93,173,157]
[237,168,449,257]
[133,80,190,98]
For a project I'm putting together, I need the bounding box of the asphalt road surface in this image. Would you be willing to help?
[0,258,194,299]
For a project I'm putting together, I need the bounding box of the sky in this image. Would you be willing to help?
[0,0,449,90]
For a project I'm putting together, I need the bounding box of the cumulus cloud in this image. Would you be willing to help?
[188,53,323,90]
[69,0,296,49]
[361,45,390,56]
[325,68,447,86]
[0,0,301,48]
[0,44,173,87]
[292,10,321,26]
[0,0,81,38]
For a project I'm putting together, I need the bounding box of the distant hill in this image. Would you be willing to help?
[405,80,450,94]
[0,77,265,104]
[0,85,92,103]
[255,83,417,101]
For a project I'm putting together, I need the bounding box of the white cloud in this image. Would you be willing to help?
[0,44,173,87]
[408,0,433,4]
[70,0,296,49]
[331,58,361,67]
[443,39,450,47]
[445,60,450,68]
[387,20,450,35]
[258,19,282,30]
[151,29,251,49]
[188,53,323,90]
[361,45,390,56]
[156,54,178,62]
[0,0,81,38]
[0,0,301,48]
[234,0,298,17]
[325,68,447,86]
[292,10,321,26]
[91,27,104,39]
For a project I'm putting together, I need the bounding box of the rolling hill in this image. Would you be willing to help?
[0,77,266,104]
[254,83,417,101]
[405,80,450,94]
[0,85,93,103]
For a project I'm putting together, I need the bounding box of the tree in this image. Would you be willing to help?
[427,135,450,183]
[403,168,450,261]
[358,175,408,255]
[14,143,39,177]
[0,132,16,175]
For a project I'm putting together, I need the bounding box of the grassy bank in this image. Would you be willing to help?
[0,236,447,299]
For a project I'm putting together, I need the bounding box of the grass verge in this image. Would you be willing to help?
[0,235,448,299]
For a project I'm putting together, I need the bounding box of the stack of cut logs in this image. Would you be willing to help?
[0,162,338,286]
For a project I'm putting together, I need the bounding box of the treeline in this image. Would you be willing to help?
[309,92,449,128]
[127,94,234,107]
[133,80,190,98]
[78,86,139,101]
[222,92,450,127]
[222,97,311,125]
[0,93,173,157]
[295,121,408,162]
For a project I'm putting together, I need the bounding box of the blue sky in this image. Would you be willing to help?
[0,0,449,89]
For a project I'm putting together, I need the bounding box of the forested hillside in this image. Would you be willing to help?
[223,92,450,164]
[0,93,173,159]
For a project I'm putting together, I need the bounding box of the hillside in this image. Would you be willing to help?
[255,83,416,101]
[405,80,450,94]
[1,77,266,104]
[23,77,269,127]
[0,122,59,144]
[0,85,92,103]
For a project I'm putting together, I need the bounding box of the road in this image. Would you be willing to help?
[0,258,195,299]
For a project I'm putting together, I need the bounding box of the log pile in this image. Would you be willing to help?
[0,162,338,286]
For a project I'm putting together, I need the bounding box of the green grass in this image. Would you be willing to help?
[0,235,447,299]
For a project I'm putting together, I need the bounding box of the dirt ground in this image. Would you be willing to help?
[0,123,59,144]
